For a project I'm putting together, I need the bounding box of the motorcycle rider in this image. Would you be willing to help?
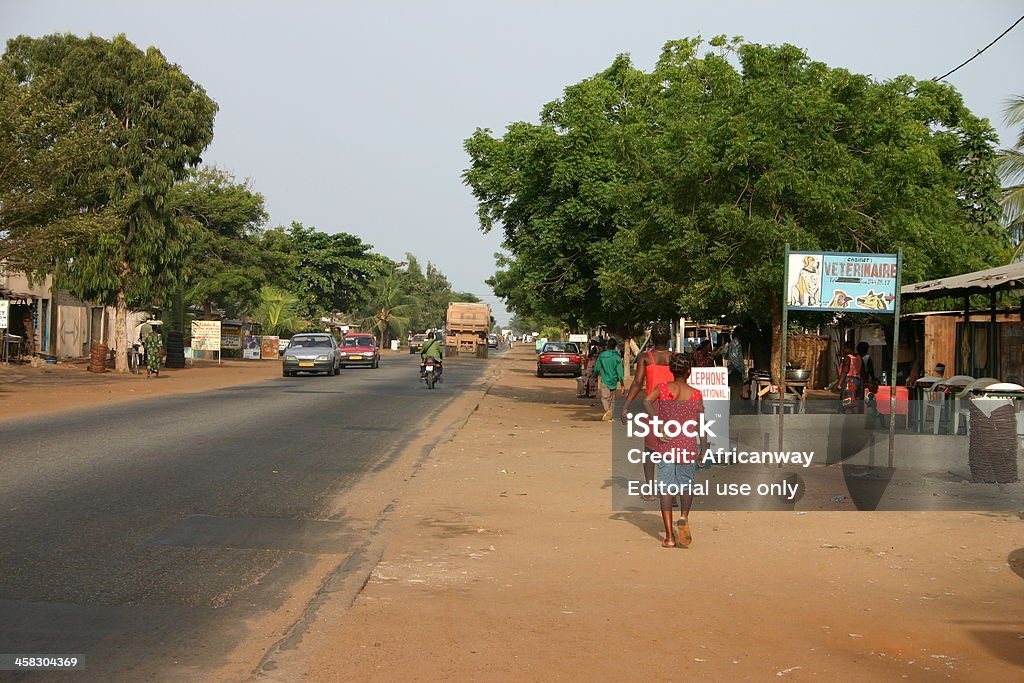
[419,334,443,381]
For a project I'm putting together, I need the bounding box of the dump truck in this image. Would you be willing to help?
[445,302,492,358]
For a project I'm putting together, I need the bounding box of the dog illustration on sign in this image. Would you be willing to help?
[789,255,821,307]
[856,290,889,310]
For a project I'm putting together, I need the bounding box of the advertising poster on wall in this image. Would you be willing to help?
[787,251,898,313]
[260,336,279,359]
[0,300,8,329]
[243,335,261,359]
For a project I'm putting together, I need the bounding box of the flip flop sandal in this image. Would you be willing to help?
[676,519,692,547]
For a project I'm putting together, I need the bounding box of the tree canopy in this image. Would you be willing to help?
[3,33,218,370]
[172,167,272,319]
[465,37,1009,350]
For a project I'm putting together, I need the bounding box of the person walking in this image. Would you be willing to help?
[143,328,162,378]
[643,353,706,548]
[592,338,625,421]
[577,338,602,398]
[837,340,863,413]
[620,322,675,500]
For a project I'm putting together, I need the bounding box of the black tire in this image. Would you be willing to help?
[373,359,379,368]
[334,362,341,376]
[426,373,436,389]
[282,367,288,377]
[537,367,544,378]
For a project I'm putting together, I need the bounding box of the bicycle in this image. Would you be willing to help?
[127,342,144,374]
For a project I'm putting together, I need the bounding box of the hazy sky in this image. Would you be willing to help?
[3,1,1023,324]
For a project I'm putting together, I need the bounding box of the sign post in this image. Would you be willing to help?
[190,320,222,365]
[0,299,8,364]
[783,249,902,462]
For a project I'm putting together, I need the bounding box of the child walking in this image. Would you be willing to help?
[643,353,706,548]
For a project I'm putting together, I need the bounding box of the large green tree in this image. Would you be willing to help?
[2,34,218,371]
[0,69,118,264]
[172,167,274,319]
[281,222,389,321]
[356,268,420,346]
[465,37,1009,377]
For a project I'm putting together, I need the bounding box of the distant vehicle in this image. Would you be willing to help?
[487,334,499,348]
[536,342,582,378]
[282,333,340,377]
[445,302,491,358]
[339,333,380,368]
[409,333,429,354]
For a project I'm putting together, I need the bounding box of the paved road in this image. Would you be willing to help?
[0,351,495,680]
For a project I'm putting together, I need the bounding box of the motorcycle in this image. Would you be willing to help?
[421,357,441,389]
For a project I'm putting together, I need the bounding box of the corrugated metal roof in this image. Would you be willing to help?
[902,261,1024,298]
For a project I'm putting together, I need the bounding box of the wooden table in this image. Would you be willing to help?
[754,377,808,412]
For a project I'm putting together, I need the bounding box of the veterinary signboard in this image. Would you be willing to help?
[787,252,898,313]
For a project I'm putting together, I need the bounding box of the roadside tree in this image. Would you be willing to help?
[466,37,1009,379]
[0,70,118,265]
[282,222,388,321]
[2,34,217,371]
[172,168,272,319]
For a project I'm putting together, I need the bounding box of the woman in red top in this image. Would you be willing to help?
[620,322,674,500]
[644,353,706,548]
[838,340,863,414]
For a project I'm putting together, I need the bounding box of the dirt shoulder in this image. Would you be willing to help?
[267,346,1023,682]
[0,350,409,422]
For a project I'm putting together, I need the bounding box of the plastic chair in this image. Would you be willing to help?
[925,375,974,434]
[954,377,999,435]
[875,385,910,429]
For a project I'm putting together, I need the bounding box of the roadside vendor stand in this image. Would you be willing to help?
[901,262,1024,437]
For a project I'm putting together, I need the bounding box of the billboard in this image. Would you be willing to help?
[191,320,222,351]
[787,252,898,313]
[221,325,242,350]
[243,335,261,359]
[260,335,279,359]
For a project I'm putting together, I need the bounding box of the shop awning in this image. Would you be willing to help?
[902,262,1024,299]
[0,289,34,303]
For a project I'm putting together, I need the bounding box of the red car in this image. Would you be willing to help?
[339,333,380,368]
[536,342,583,378]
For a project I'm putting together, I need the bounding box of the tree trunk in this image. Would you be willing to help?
[203,298,213,320]
[114,288,128,373]
[770,295,783,384]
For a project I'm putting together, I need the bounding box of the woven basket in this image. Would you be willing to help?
[968,403,1019,483]
[89,342,108,373]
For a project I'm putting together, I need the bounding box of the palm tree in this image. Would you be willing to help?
[997,94,1024,261]
[253,286,304,336]
[357,270,420,346]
